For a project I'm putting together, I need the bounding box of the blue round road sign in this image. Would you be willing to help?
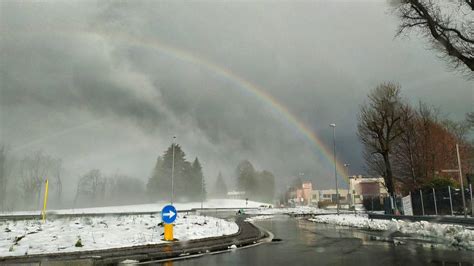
[161,205,177,224]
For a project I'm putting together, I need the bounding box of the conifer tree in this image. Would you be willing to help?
[213,172,228,198]
[191,157,205,201]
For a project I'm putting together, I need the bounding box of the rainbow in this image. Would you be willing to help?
[40,28,349,181]
[93,31,349,180]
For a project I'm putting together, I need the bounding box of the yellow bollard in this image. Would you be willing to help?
[164,224,174,241]
[42,179,49,223]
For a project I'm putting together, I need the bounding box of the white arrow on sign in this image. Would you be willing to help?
[163,210,176,219]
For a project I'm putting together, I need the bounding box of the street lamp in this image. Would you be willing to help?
[344,163,350,177]
[344,163,353,209]
[441,144,467,218]
[330,123,339,215]
[201,171,204,210]
[171,136,176,205]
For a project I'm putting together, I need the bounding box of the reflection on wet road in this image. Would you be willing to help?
[168,215,474,266]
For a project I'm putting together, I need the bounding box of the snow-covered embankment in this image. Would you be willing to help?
[309,214,474,250]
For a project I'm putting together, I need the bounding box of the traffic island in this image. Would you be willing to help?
[0,218,267,265]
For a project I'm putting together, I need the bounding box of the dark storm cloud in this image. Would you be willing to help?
[1,0,472,196]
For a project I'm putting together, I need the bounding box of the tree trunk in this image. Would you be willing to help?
[383,152,395,196]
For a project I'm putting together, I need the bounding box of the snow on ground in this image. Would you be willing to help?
[245,215,275,222]
[0,214,238,257]
[246,206,331,216]
[0,199,269,216]
[309,214,474,250]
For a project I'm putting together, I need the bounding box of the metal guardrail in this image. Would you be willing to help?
[368,213,474,226]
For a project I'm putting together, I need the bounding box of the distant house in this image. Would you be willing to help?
[301,182,313,205]
[285,181,313,206]
[316,189,349,205]
[227,191,246,199]
[348,175,388,206]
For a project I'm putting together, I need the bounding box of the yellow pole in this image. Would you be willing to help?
[164,224,174,241]
[42,179,49,223]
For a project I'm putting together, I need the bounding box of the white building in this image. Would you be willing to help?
[227,191,246,199]
[314,189,349,204]
[348,175,388,206]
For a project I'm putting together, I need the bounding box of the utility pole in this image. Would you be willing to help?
[456,144,467,218]
[201,174,204,210]
[330,123,339,215]
[441,144,467,218]
[171,136,176,205]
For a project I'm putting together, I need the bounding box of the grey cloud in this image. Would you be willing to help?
[1,1,472,197]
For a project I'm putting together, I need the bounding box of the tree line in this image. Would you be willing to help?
[147,144,206,202]
[235,160,275,203]
[146,144,275,203]
[206,161,276,203]
[0,148,146,211]
[0,150,63,211]
[0,142,277,211]
[358,82,473,196]
[74,170,145,207]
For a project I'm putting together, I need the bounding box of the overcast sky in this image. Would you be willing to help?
[1,0,472,193]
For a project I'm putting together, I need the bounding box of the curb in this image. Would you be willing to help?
[0,218,266,265]
[0,208,261,221]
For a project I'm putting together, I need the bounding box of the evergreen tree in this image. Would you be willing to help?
[147,144,198,202]
[191,157,205,201]
[147,156,165,197]
[236,160,257,198]
[235,160,275,203]
[213,172,228,198]
[258,170,275,203]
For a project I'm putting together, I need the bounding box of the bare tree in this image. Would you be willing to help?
[51,159,63,204]
[74,169,106,207]
[358,82,407,195]
[19,151,51,209]
[392,104,418,185]
[467,112,474,126]
[394,0,474,73]
[16,151,63,209]
[391,101,474,192]
[106,174,145,205]
[417,102,439,179]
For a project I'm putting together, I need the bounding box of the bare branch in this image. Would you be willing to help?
[395,0,474,73]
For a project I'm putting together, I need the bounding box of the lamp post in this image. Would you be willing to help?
[344,163,350,178]
[171,136,176,205]
[344,163,352,209]
[330,123,339,215]
[441,143,467,218]
[201,173,204,210]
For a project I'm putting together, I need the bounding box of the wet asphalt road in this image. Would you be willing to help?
[166,215,474,266]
